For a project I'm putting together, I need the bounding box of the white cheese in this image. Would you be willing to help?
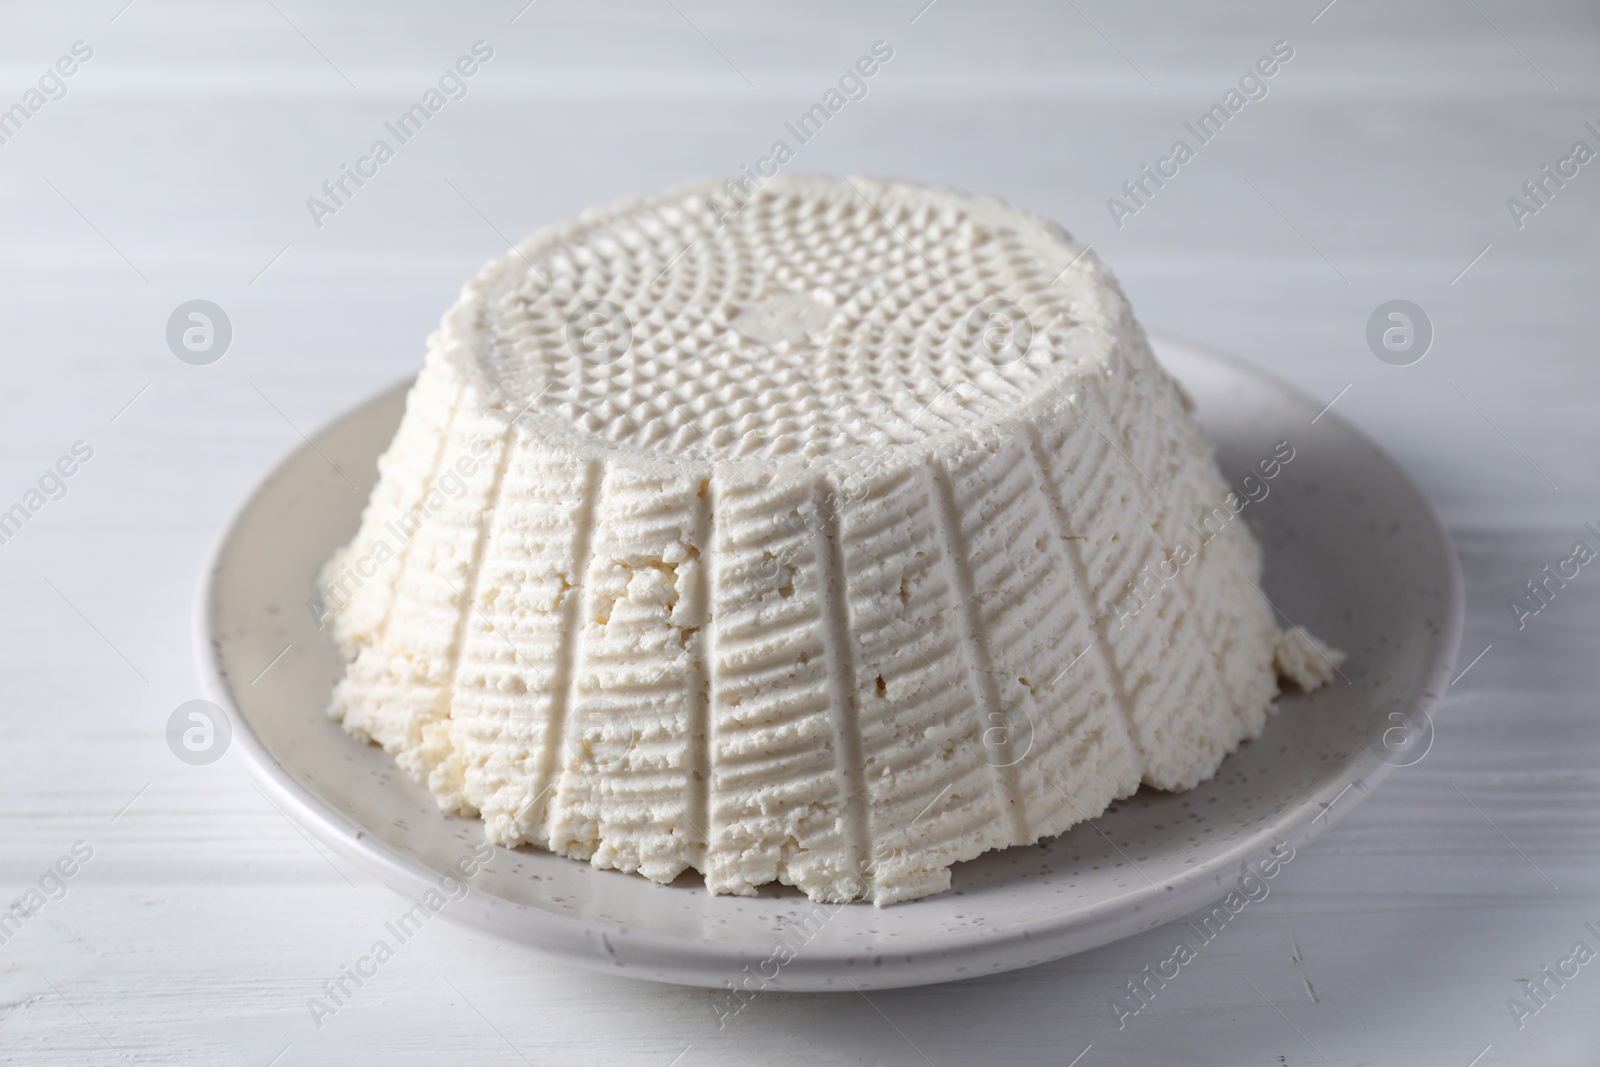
[322,175,1341,906]
[1273,625,1347,692]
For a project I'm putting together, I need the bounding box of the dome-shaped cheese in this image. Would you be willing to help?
[322,175,1304,906]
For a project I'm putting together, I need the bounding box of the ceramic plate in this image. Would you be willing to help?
[195,334,1462,991]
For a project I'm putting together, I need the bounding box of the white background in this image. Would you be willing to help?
[1,1,1597,1064]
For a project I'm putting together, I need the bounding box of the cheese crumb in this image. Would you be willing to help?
[1274,625,1346,691]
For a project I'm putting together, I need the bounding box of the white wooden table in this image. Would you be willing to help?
[2,2,1597,1063]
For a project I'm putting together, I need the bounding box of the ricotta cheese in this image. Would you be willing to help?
[1273,625,1347,691]
[322,175,1341,906]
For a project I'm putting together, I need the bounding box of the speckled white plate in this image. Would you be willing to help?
[196,334,1462,991]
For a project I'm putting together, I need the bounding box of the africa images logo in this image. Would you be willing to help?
[1109,842,1296,1028]
[1106,40,1295,228]
[0,40,93,147]
[305,41,495,228]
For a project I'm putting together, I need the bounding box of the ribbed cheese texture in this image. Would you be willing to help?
[322,175,1336,906]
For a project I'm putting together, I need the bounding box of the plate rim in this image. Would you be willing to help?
[194,332,1465,990]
